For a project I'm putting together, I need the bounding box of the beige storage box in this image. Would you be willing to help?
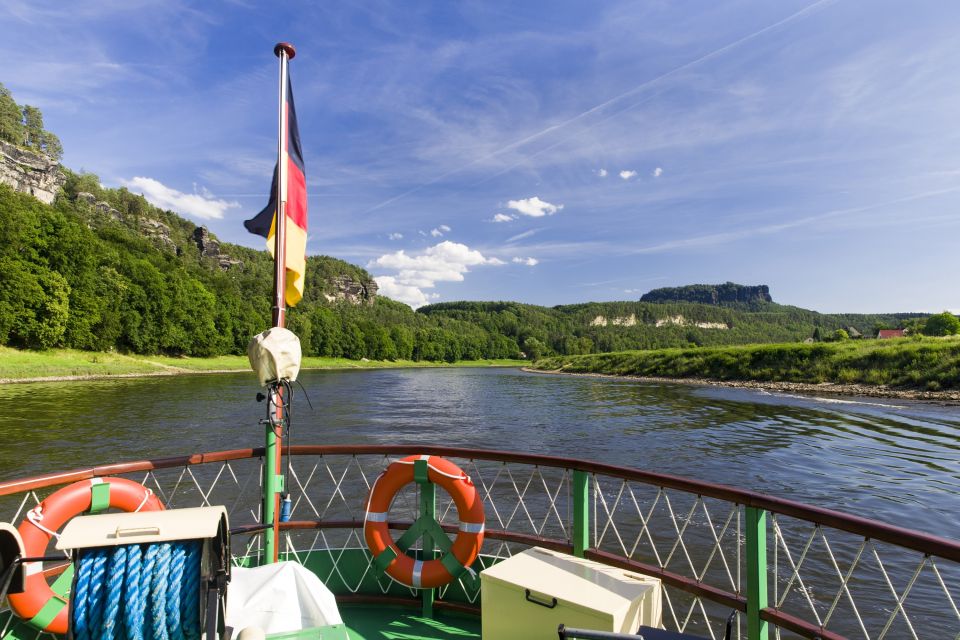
[480,547,661,639]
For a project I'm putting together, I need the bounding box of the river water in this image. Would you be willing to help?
[1,367,958,637]
[2,367,957,539]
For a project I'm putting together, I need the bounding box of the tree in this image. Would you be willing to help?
[922,312,960,337]
[523,337,546,360]
[831,329,850,342]
[812,326,824,342]
[0,83,25,146]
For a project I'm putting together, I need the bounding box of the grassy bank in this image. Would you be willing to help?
[0,347,524,382]
[531,337,960,391]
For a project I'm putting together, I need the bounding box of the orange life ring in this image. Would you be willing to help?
[8,477,164,635]
[364,455,484,589]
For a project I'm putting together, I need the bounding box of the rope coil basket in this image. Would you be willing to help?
[72,541,203,640]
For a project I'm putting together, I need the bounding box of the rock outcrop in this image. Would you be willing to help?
[0,140,65,204]
[324,275,378,304]
[76,191,122,221]
[193,226,241,270]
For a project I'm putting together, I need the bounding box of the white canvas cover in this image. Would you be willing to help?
[224,562,343,635]
[247,327,302,386]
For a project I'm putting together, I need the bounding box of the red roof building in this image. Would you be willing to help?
[877,329,907,339]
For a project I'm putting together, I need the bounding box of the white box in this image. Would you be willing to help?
[480,547,661,640]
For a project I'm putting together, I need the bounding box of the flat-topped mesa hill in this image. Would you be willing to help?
[640,283,773,306]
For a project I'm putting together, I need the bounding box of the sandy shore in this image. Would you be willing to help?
[523,368,960,405]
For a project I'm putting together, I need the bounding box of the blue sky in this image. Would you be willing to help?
[3,1,960,312]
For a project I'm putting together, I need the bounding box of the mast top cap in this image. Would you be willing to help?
[274,42,296,59]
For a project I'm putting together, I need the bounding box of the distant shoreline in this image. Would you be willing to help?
[522,368,960,404]
[0,348,525,385]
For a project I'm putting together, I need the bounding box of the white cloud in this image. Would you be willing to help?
[126,177,239,220]
[507,196,563,218]
[619,170,637,180]
[370,241,504,308]
[389,232,403,240]
[430,228,443,237]
[491,213,515,223]
[439,224,451,232]
[512,257,539,266]
[374,276,430,308]
[652,167,663,178]
[598,168,608,177]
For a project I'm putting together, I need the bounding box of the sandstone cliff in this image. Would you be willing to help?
[0,140,65,204]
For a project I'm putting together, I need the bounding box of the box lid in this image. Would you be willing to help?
[57,506,227,550]
[481,547,657,616]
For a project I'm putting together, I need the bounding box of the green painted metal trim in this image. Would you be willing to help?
[263,421,279,565]
[414,458,430,485]
[440,552,465,578]
[745,506,769,640]
[374,546,399,573]
[420,473,436,618]
[28,595,67,631]
[572,469,589,557]
[276,474,285,493]
[89,481,111,514]
[51,564,74,596]
[395,517,431,552]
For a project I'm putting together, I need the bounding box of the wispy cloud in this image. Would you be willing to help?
[512,257,539,266]
[507,196,563,217]
[652,167,663,177]
[619,170,637,180]
[491,213,514,223]
[369,241,504,308]
[125,177,238,220]
[597,168,608,177]
[506,229,540,243]
[388,232,403,240]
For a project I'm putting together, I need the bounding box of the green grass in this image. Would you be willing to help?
[530,336,960,390]
[0,346,525,381]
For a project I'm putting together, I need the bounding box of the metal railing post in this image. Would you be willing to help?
[419,461,436,618]
[745,506,769,640]
[573,470,590,557]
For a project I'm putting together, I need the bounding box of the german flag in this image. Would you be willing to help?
[245,72,307,306]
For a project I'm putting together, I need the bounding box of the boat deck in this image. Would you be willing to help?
[340,605,480,639]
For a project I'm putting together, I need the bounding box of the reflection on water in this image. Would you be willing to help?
[0,368,958,539]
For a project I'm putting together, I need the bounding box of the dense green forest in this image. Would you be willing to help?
[0,181,519,361]
[0,86,938,363]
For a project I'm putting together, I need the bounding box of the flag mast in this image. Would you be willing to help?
[264,41,296,564]
[272,42,295,329]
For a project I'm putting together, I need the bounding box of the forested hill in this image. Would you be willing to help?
[0,84,931,362]
[417,301,923,358]
[0,177,928,361]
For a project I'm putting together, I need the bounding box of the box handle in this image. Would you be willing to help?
[525,589,558,609]
[115,526,161,538]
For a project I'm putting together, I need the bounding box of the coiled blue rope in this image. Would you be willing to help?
[72,541,202,640]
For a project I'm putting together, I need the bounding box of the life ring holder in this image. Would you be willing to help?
[7,477,164,635]
[364,455,484,589]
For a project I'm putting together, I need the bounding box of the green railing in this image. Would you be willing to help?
[0,445,957,640]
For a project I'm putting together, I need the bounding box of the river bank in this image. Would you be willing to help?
[527,337,960,404]
[523,368,960,403]
[0,347,524,384]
